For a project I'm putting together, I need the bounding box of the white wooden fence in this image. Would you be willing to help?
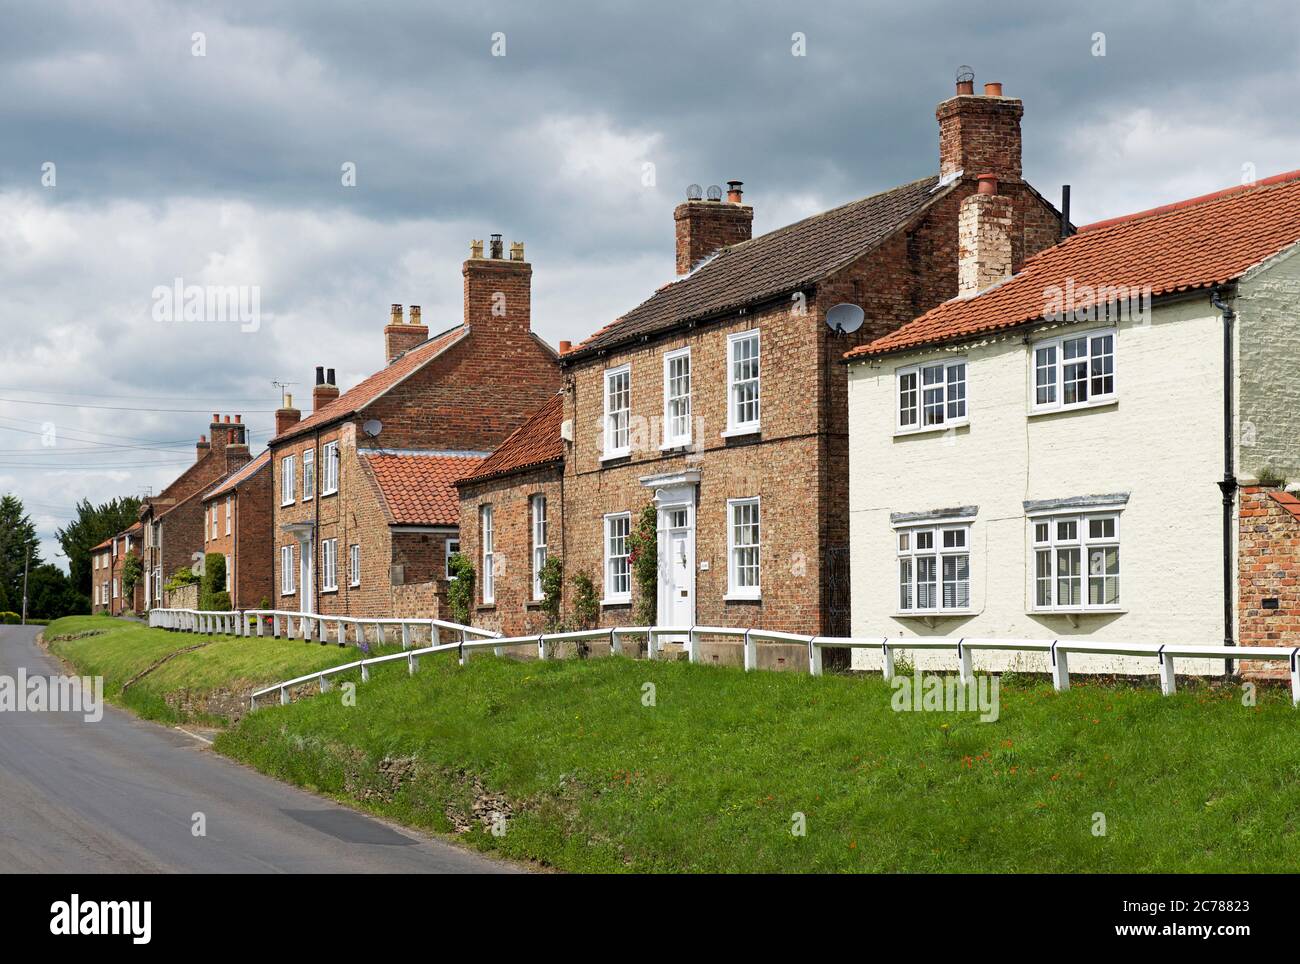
[148,607,498,650]
[147,609,1300,708]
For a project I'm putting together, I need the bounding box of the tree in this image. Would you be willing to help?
[0,494,39,614]
[26,563,88,620]
[199,553,230,611]
[55,496,141,596]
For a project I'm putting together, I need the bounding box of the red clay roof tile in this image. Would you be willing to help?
[846,169,1300,360]
[361,451,484,526]
[456,393,563,486]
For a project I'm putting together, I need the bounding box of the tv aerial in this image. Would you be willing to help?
[826,303,865,336]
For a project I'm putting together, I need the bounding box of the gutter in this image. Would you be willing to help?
[1211,286,1237,672]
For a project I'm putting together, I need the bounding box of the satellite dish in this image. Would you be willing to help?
[826,303,865,335]
[686,183,702,200]
[362,419,383,438]
[706,184,723,201]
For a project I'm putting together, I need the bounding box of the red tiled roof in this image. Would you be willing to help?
[201,449,270,502]
[1268,489,1300,520]
[565,176,948,360]
[271,325,469,444]
[360,451,485,526]
[92,537,113,551]
[847,169,1300,359]
[457,393,564,486]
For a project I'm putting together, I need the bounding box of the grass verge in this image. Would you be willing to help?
[217,651,1300,872]
[43,614,390,725]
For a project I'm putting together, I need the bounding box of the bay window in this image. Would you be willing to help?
[897,523,971,614]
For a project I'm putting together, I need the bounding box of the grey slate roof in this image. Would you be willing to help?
[564,175,947,360]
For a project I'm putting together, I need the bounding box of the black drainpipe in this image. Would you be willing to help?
[1211,286,1237,673]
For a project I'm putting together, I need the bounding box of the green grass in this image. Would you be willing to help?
[44,615,389,725]
[217,651,1300,872]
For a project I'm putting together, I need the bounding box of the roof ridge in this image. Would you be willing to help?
[1080,169,1300,234]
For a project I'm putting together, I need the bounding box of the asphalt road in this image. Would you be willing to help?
[0,624,518,873]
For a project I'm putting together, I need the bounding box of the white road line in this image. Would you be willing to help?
[175,727,213,745]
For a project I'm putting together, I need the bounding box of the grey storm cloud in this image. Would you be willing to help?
[2,0,1299,560]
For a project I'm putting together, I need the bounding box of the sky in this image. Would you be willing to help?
[3,0,1299,568]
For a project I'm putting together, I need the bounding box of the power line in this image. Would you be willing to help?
[0,397,279,414]
[0,386,281,403]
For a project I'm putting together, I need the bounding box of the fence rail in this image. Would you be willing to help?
[148,607,497,650]
[145,609,1300,709]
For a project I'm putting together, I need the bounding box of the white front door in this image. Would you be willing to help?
[661,507,694,629]
[299,539,314,613]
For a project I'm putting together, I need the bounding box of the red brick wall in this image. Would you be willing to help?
[938,92,1023,183]
[457,465,564,637]
[1238,485,1300,680]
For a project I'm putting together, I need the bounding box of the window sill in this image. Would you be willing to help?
[895,609,976,618]
[894,420,968,439]
[659,440,693,452]
[476,603,496,612]
[600,451,631,464]
[281,502,295,508]
[321,588,338,595]
[601,598,631,608]
[1030,607,1126,616]
[524,600,546,610]
[721,426,760,440]
[280,591,296,597]
[321,489,339,498]
[303,495,314,502]
[1028,398,1118,419]
[349,582,360,589]
[724,593,762,603]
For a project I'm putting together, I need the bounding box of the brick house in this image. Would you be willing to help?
[90,538,113,613]
[842,169,1300,679]
[200,449,273,610]
[548,73,1063,665]
[456,393,564,637]
[140,414,252,610]
[267,238,561,619]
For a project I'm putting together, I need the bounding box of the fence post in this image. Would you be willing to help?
[431,621,441,646]
[401,623,410,650]
[280,686,289,706]
[647,629,658,661]
[957,639,973,685]
[609,628,620,656]
[1050,641,1069,691]
[807,636,821,676]
[337,621,346,646]
[1290,648,1299,707]
[376,623,386,646]
[318,618,328,644]
[881,641,895,682]
[408,652,418,676]
[745,630,758,672]
[319,674,331,694]
[1158,646,1176,696]
[688,626,699,663]
[361,663,370,683]
[538,634,548,660]
[459,628,468,666]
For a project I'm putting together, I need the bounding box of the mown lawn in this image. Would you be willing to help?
[44,615,388,725]
[217,651,1300,873]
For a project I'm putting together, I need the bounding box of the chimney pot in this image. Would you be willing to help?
[489,234,503,258]
[315,365,325,385]
[234,414,241,423]
[977,173,998,195]
[470,239,484,259]
[984,81,1003,97]
[559,339,572,353]
[955,65,975,95]
[327,368,336,385]
[409,305,421,326]
[212,412,219,422]
[509,241,525,261]
[285,393,293,407]
[223,414,231,423]
[200,434,207,443]
[726,180,744,203]
[390,303,403,326]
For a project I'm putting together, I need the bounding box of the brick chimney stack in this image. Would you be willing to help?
[937,69,1023,184]
[463,236,531,333]
[195,433,210,462]
[957,174,1013,297]
[275,394,301,437]
[225,413,250,466]
[384,303,429,364]
[674,181,752,276]
[312,365,340,412]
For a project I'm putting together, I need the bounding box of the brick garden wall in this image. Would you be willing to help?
[1238,485,1300,680]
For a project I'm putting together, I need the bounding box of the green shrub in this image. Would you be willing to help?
[626,503,658,625]
[199,553,229,611]
[0,611,20,625]
[571,570,598,630]
[540,556,564,630]
[447,553,475,626]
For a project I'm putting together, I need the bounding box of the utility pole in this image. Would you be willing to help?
[21,545,30,626]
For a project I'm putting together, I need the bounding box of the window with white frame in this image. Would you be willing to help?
[210,504,219,540]
[349,543,360,586]
[303,449,315,500]
[225,495,233,535]
[604,513,631,602]
[322,441,339,494]
[663,348,692,447]
[897,358,967,431]
[1031,328,1115,412]
[727,330,761,433]
[1031,512,1120,610]
[112,578,118,599]
[225,554,232,591]
[102,581,109,604]
[531,494,548,600]
[281,455,296,506]
[321,538,338,591]
[603,365,631,457]
[445,537,460,580]
[896,523,971,613]
[727,498,761,598]
[153,568,161,602]
[481,505,495,603]
[281,544,295,594]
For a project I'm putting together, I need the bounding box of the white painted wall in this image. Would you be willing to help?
[847,298,1230,675]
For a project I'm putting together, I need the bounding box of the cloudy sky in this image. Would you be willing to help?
[3,0,1298,567]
